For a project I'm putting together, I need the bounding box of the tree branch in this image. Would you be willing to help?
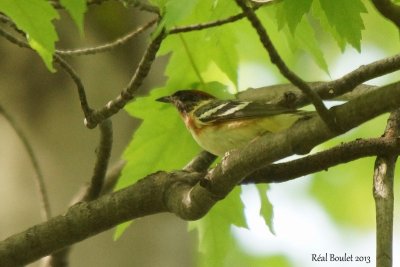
[0,26,164,129]
[373,110,400,267]
[54,54,93,118]
[371,0,400,29]
[0,171,202,266]
[84,119,113,201]
[201,81,400,197]
[237,53,400,108]
[184,151,217,173]
[242,137,400,184]
[56,19,157,56]
[84,30,165,129]
[0,27,94,120]
[234,0,338,131]
[2,81,400,265]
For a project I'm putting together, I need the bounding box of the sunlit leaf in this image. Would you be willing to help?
[0,0,59,71]
[314,0,367,51]
[60,0,87,35]
[276,0,313,33]
[256,184,275,234]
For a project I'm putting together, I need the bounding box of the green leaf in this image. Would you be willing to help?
[116,88,201,191]
[258,6,329,74]
[114,82,230,238]
[159,0,240,88]
[0,0,59,71]
[276,0,313,33]
[151,0,199,35]
[188,187,247,267]
[255,184,275,234]
[315,0,367,51]
[113,87,200,238]
[207,26,239,89]
[60,0,87,35]
[286,16,329,73]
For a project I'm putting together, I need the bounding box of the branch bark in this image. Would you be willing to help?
[243,137,400,184]
[85,30,165,128]
[237,53,400,108]
[371,0,400,28]
[373,110,400,267]
[1,81,400,265]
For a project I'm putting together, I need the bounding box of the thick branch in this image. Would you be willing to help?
[1,81,400,265]
[243,137,400,184]
[184,151,217,173]
[371,0,400,28]
[202,81,400,196]
[373,110,400,267]
[0,171,201,266]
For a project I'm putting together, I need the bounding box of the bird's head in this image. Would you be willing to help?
[156,90,216,113]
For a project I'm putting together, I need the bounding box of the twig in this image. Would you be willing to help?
[100,160,125,195]
[242,137,400,184]
[310,54,400,106]
[0,27,30,49]
[54,54,93,118]
[56,19,157,56]
[371,0,400,29]
[169,2,283,34]
[0,104,51,221]
[234,0,339,132]
[84,119,113,200]
[85,29,166,129]
[169,5,263,34]
[0,25,165,129]
[373,110,400,267]
[0,27,94,120]
[178,33,205,87]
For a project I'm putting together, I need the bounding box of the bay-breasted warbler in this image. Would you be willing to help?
[157,90,312,156]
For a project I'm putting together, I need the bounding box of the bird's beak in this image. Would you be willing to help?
[156,95,172,103]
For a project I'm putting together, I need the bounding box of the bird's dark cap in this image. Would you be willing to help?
[156,90,215,103]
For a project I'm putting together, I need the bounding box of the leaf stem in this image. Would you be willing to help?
[178,33,206,88]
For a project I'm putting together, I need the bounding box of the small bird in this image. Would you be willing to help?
[157,90,312,156]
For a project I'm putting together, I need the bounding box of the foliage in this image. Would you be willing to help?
[1,0,400,266]
[0,0,86,71]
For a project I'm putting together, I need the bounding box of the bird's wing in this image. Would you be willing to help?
[194,100,306,123]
